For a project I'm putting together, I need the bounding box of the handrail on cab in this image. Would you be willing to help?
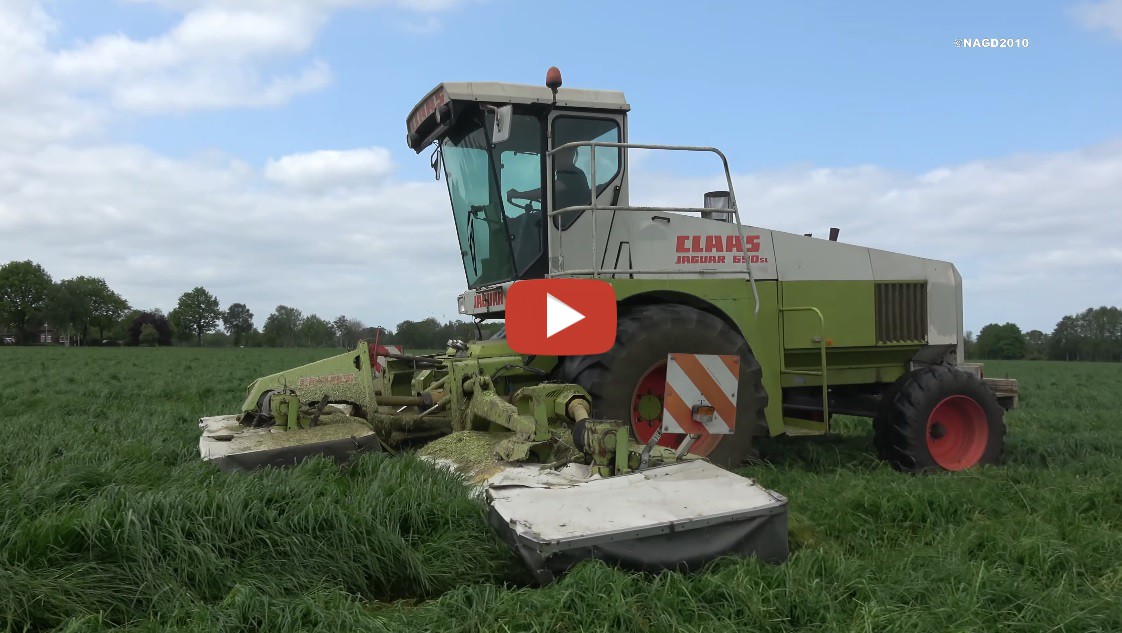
[545,141,759,315]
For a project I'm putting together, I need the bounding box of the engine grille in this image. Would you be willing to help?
[875,282,928,344]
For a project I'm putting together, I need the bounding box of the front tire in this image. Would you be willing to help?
[874,365,1005,472]
[557,304,768,469]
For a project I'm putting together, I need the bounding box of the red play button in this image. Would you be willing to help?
[506,279,617,355]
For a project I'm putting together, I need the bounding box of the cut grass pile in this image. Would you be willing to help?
[0,348,1120,632]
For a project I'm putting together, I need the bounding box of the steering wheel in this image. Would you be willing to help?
[505,189,540,214]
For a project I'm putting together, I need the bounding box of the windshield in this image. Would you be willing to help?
[442,111,544,289]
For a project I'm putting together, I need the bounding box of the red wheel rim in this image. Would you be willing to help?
[926,395,988,470]
[630,360,722,456]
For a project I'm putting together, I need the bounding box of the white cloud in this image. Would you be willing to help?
[265,147,396,191]
[52,5,333,113]
[1072,0,1122,40]
[0,2,102,148]
[4,0,472,120]
[111,61,333,112]
[0,141,463,328]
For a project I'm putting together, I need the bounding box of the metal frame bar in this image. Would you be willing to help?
[545,141,759,314]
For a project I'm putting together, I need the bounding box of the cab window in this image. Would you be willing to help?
[551,117,621,229]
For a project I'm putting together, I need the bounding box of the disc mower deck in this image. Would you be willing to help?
[487,460,789,584]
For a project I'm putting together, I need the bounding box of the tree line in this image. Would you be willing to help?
[968,306,1122,362]
[0,260,494,349]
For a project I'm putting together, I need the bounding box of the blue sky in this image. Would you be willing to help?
[55,0,1122,175]
[1,0,1120,334]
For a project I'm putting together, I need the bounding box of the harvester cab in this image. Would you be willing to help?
[406,68,635,294]
[200,68,1018,583]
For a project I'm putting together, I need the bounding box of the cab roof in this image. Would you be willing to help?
[435,81,630,111]
[406,81,629,152]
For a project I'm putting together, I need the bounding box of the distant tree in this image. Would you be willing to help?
[1049,315,1080,361]
[333,315,366,348]
[443,319,495,343]
[91,283,128,341]
[300,314,335,347]
[0,260,53,344]
[975,322,1026,360]
[168,309,194,344]
[1047,307,1122,361]
[392,318,497,349]
[263,305,303,347]
[1081,306,1122,361]
[170,287,222,346]
[138,323,159,347]
[1023,329,1049,360]
[394,318,444,349]
[44,281,84,344]
[44,277,127,344]
[963,330,976,359]
[127,311,173,346]
[362,326,394,344]
[201,331,232,347]
[112,309,140,343]
[223,303,255,346]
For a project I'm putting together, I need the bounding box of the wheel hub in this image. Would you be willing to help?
[925,395,988,470]
[636,393,662,422]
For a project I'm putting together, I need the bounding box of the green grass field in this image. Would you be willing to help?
[1,348,1120,632]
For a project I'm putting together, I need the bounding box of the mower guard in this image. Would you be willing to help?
[486,460,789,584]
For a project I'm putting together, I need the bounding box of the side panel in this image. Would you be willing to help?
[780,281,876,350]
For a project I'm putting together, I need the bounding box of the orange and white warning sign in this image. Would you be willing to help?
[661,353,740,435]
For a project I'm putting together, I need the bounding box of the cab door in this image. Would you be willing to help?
[546,111,628,275]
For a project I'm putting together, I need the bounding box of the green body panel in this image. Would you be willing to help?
[780,281,875,349]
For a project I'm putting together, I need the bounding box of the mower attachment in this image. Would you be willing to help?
[486,460,789,584]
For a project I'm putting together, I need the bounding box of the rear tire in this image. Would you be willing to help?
[557,303,768,469]
[874,365,1005,472]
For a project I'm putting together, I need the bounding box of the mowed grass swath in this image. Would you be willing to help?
[1,348,1120,632]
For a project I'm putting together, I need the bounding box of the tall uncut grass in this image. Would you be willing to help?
[1,348,1119,632]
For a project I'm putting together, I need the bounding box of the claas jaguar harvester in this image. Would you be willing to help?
[199,68,1018,583]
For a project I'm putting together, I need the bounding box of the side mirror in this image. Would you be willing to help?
[491,105,513,145]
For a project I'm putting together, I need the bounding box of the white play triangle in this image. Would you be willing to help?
[545,293,585,338]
